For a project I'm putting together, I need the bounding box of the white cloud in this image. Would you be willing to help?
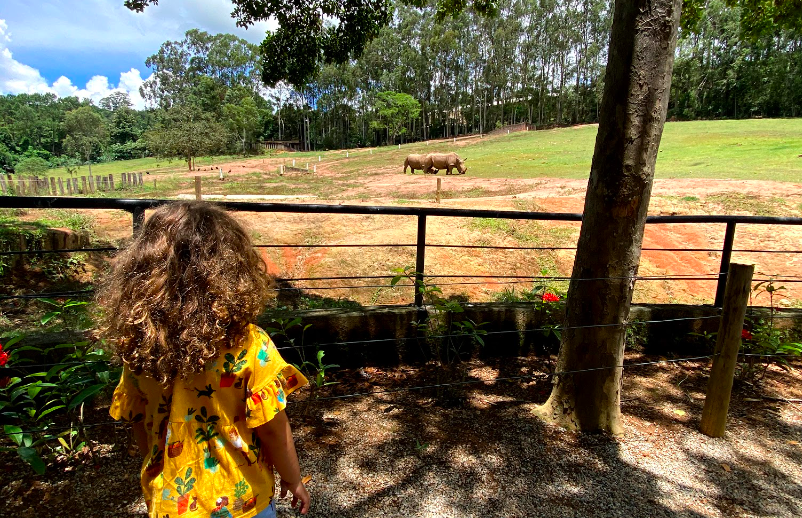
[3,0,276,54]
[0,19,152,109]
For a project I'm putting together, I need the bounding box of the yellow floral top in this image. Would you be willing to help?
[110,325,307,518]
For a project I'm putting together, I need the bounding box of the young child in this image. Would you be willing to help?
[99,201,310,518]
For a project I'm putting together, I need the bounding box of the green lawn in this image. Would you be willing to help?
[329,118,802,181]
[34,118,802,185]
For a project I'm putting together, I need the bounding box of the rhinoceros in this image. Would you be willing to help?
[403,154,430,174]
[424,152,467,175]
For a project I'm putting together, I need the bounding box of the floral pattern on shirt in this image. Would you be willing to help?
[110,325,307,518]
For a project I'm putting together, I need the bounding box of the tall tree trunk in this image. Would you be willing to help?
[534,0,682,434]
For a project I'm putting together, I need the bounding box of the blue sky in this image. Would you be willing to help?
[0,0,275,108]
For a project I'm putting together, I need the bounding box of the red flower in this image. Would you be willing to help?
[542,292,560,303]
[741,329,753,340]
[0,344,7,366]
[0,377,9,388]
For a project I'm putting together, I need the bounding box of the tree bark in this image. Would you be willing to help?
[534,0,682,434]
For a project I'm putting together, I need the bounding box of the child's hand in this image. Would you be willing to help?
[280,478,310,515]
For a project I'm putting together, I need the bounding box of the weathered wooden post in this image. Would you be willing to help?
[121,173,127,188]
[109,174,115,190]
[700,263,754,438]
[0,176,7,194]
[195,176,202,200]
[436,178,441,204]
[50,177,57,195]
[57,177,65,195]
[138,172,143,186]
[66,178,73,195]
[88,176,94,193]
[82,176,88,194]
[96,176,102,190]
[102,176,109,191]
[72,178,79,193]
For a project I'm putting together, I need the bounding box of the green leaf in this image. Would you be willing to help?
[27,383,43,400]
[67,383,106,410]
[4,425,23,446]
[37,405,66,421]
[390,275,403,287]
[40,312,60,325]
[3,335,24,349]
[17,447,46,474]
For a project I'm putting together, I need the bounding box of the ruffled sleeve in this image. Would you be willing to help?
[245,327,308,429]
[109,365,148,423]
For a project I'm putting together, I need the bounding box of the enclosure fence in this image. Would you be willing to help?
[1,196,801,437]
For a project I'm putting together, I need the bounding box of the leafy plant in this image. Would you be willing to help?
[264,318,338,392]
[740,280,802,380]
[391,265,488,370]
[0,333,119,474]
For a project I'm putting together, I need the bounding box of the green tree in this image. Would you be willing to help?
[63,107,108,176]
[140,29,261,109]
[142,105,228,170]
[222,96,266,154]
[370,91,421,144]
[99,92,133,112]
[124,0,497,88]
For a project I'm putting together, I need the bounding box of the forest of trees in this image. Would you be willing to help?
[1,0,800,171]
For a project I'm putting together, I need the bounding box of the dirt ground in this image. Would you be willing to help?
[4,162,802,516]
[70,167,802,307]
[2,354,800,518]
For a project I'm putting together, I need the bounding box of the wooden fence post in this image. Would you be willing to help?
[195,176,202,200]
[72,178,79,194]
[67,178,73,195]
[436,178,441,204]
[50,177,56,195]
[88,176,94,193]
[109,174,115,190]
[138,172,143,186]
[82,176,88,194]
[0,176,7,194]
[700,262,754,438]
[96,176,102,191]
[57,178,64,195]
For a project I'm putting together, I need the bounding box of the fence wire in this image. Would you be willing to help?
[8,352,724,435]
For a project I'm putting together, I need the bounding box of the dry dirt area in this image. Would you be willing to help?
[2,355,800,518]
[74,173,802,307]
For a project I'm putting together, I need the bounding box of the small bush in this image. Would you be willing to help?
[14,157,50,175]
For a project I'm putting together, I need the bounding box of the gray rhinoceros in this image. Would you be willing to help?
[403,154,430,174]
[424,152,467,175]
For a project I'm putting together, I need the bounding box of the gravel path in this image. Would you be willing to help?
[3,357,801,518]
[278,361,802,518]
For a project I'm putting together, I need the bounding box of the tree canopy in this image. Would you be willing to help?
[124,0,497,88]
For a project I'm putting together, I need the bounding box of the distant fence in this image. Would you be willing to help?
[0,172,144,196]
[488,122,535,136]
[263,140,302,152]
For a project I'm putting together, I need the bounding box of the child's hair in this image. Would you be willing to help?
[97,201,271,385]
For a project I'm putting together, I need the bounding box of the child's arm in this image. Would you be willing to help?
[256,410,310,515]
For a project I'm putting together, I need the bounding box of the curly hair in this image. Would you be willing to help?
[97,201,271,385]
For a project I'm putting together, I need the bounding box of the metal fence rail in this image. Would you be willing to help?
[2,196,802,307]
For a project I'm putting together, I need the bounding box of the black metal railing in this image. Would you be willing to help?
[2,196,802,307]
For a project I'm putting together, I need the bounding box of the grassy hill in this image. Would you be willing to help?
[39,118,802,184]
[327,118,802,181]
